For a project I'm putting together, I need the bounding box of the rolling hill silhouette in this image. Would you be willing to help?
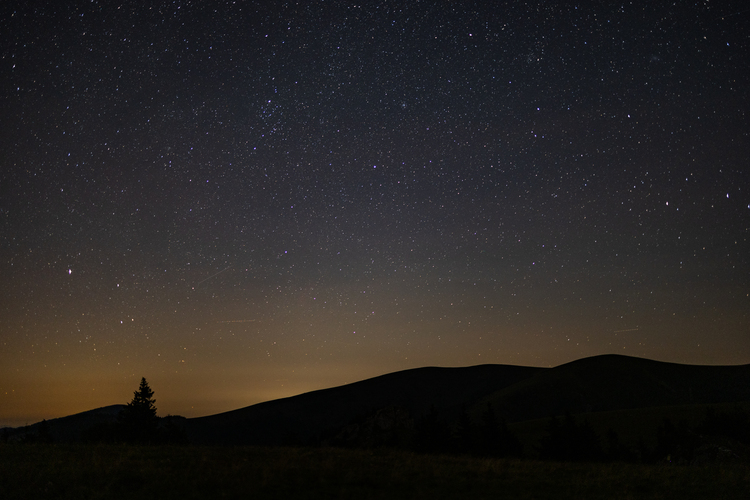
[473,354,750,423]
[7,355,750,447]
[184,363,540,445]
[183,354,750,446]
[2,405,125,443]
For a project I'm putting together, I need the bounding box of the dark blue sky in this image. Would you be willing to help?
[1,1,748,427]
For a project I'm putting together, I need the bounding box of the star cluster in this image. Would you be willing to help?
[1,1,748,427]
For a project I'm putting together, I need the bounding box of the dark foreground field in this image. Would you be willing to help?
[2,444,749,499]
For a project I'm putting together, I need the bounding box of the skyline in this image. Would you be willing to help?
[1,1,749,428]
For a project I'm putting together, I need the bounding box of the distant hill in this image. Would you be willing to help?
[2,405,125,443]
[472,354,750,423]
[183,354,750,446]
[184,364,540,445]
[7,355,750,449]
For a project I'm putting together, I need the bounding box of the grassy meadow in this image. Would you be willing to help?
[2,443,749,499]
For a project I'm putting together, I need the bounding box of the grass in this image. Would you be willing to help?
[2,443,750,499]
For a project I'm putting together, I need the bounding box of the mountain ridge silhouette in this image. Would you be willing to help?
[7,354,750,446]
[184,354,750,445]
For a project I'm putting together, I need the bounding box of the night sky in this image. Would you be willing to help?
[2,1,749,428]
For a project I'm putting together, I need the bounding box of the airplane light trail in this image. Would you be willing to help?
[192,266,232,288]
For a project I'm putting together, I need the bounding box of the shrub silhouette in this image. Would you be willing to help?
[330,406,414,449]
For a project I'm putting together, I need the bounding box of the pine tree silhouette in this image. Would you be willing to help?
[119,377,159,443]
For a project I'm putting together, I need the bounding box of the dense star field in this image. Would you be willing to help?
[1,1,748,427]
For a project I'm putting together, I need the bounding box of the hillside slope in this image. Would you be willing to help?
[475,354,750,422]
[185,354,750,446]
[185,364,541,445]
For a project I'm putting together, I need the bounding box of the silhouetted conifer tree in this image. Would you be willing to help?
[119,377,159,443]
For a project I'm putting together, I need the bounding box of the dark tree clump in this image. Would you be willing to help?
[478,403,523,458]
[453,405,475,454]
[36,419,54,443]
[696,406,750,445]
[604,428,636,462]
[414,405,450,454]
[538,413,603,462]
[653,417,699,463]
